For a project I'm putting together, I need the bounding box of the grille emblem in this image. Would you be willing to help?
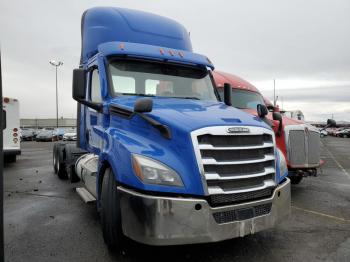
[227,127,250,133]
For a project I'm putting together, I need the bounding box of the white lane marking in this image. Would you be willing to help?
[292,206,350,223]
[321,141,350,179]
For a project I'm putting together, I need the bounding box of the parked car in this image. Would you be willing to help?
[54,128,65,140]
[63,130,77,141]
[337,129,350,138]
[20,128,35,141]
[327,128,339,136]
[35,130,55,142]
[319,129,328,137]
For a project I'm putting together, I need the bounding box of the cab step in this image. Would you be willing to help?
[76,187,96,204]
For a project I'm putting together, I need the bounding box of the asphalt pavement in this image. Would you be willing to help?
[4,137,350,262]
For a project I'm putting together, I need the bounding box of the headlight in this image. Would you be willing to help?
[132,154,184,187]
[277,148,288,180]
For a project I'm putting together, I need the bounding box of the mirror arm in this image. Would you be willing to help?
[276,120,282,137]
[78,99,103,112]
[135,112,171,139]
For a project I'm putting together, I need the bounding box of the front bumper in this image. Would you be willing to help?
[3,148,21,156]
[118,178,291,246]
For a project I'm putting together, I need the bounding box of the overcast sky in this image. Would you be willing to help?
[1,0,349,121]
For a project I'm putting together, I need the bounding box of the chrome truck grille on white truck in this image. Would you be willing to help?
[284,124,321,168]
[191,126,277,223]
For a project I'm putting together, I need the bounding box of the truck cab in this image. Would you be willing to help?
[213,70,327,184]
[54,7,291,250]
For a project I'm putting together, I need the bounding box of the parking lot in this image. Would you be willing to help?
[3,136,350,262]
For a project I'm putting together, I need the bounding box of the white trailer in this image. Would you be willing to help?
[2,97,20,162]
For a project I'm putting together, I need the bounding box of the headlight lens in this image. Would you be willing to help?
[277,148,288,180]
[132,154,184,187]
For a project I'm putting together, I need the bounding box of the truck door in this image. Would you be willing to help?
[85,68,103,154]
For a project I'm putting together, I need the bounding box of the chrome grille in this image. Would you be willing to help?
[308,131,320,165]
[191,126,276,206]
[209,188,273,207]
[286,125,321,168]
[288,130,306,166]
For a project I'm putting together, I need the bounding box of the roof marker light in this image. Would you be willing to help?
[159,48,165,55]
[178,52,184,58]
[169,50,174,56]
[119,43,125,50]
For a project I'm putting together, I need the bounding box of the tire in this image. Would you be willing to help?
[100,168,124,252]
[57,145,68,179]
[65,144,82,183]
[290,175,303,184]
[311,169,317,176]
[344,134,348,138]
[53,144,58,174]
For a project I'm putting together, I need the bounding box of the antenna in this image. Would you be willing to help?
[273,79,276,107]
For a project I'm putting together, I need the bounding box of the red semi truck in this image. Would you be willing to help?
[213,70,333,184]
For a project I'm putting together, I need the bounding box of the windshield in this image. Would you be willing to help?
[109,60,217,101]
[218,88,265,110]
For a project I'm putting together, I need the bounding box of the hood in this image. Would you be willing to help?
[109,96,271,132]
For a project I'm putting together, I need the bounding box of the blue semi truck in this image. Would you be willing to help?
[53,7,291,250]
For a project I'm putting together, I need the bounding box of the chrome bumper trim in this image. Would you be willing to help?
[118,178,291,246]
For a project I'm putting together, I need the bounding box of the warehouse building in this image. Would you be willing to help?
[20,118,77,129]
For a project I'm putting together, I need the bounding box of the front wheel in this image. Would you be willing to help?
[53,144,58,174]
[57,145,68,179]
[100,168,124,252]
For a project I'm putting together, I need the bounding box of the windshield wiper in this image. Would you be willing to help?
[122,93,155,97]
[166,96,200,100]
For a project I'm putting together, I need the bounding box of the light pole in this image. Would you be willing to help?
[49,60,63,128]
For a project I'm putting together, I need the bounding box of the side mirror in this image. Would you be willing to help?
[266,105,275,112]
[72,68,86,101]
[223,83,232,106]
[273,112,283,137]
[257,104,268,118]
[327,119,336,127]
[72,68,102,112]
[134,98,153,113]
[273,112,282,121]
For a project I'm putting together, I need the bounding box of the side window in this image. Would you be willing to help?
[90,69,102,103]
